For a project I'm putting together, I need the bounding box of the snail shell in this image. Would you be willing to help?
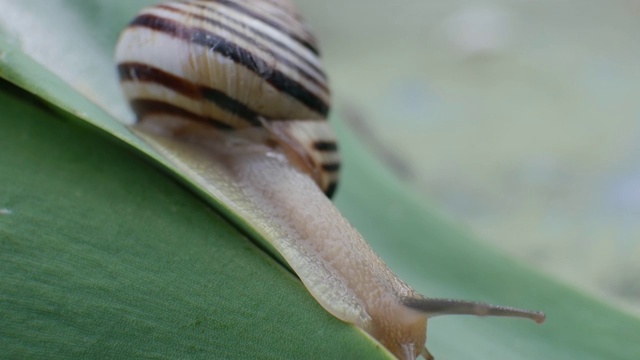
[115,0,339,197]
[115,1,545,359]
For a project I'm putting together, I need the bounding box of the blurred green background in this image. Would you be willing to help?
[296,0,640,316]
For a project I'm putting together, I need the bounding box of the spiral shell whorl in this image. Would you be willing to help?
[115,0,339,196]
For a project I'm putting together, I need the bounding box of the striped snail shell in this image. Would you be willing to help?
[115,1,545,359]
[115,0,339,197]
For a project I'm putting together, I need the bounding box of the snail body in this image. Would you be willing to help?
[115,1,544,359]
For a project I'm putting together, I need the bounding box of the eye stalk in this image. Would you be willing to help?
[403,297,546,323]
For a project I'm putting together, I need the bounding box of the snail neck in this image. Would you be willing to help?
[220,139,429,360]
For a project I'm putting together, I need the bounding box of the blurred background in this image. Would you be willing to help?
[296,0,640,316]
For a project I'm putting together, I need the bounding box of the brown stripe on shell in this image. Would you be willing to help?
[119,62,198,98]
[321,163,341,172]
[155,3,328,94]
[313,141,338,152]
[119,62,262,127]
[182,2,326,81]
[325,181,338,198]
[205,0,320,55]
[129,14,329,118]
[130,98,234,130]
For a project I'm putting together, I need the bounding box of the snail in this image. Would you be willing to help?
[114,1,545,359]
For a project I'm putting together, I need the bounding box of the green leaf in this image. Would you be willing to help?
[0,82,389,359]
[0,1,639,360]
